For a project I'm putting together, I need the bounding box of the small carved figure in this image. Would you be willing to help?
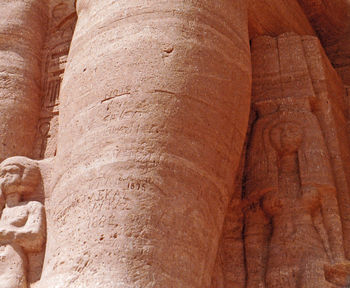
[0,156,45,288]
[244,108,350,287]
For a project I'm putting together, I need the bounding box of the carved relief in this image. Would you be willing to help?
[34,1,77,159]
[244,100,350,287]
[0,157,46,288]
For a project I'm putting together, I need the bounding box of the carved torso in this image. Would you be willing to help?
[0,203,36,288]
[0,200,44,288]
[1,203,30,227]
[244,115,345,287]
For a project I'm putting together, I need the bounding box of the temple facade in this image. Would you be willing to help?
[1,0,350,287]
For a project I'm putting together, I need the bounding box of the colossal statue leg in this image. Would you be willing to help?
[0,0,47,160]
[40,1,251,287]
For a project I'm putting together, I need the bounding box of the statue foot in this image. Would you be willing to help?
[324,262,350,287]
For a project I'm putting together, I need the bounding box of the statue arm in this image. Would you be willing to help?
[244,202,269,288]
[13,202,46,252]
[319,186,346,262]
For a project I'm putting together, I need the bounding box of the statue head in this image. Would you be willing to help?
[269,121,303,155]
[245,111,334,200]
[0,156,40,197]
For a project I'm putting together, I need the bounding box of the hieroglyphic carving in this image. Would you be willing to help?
[0,157,45,288]
[244,99,350,287]
[34,1,77,159]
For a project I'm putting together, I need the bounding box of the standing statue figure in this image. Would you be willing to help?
[244,105,350,287]
[0,156,46,288]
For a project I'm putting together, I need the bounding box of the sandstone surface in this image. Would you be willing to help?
[1,1,350,287]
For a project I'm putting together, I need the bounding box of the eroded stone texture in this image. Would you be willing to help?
[39,1,251,287]
[2,1,350,287]
[210,139,248,288]
[302,36,350,260]
[33,0,76,160]
[245,104,350,287]
[242,33,350,287]
[0,0,48,161]
[0,156,46,288]
[315,1,350,87]
[248,0,315,39]
[326,31,350,87]
[297,0,349,45]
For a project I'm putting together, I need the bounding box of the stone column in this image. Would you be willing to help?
[41,1,251,287]
[0,0,47,160]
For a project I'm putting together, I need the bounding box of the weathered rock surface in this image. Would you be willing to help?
[242,32,350,288]
[297,0,349,45]
[0,0,47,161]
[0,156,46,288]
[39,1,251,287]
[248,0,315,39]
[1,0,350,287]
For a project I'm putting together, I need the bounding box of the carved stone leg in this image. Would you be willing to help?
[39,0,251,287]
[0,244,27,288]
